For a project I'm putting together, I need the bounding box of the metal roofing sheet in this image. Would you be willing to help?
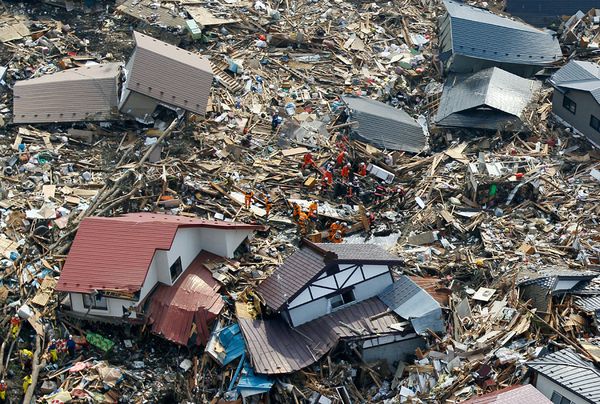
[442,0,562,66]
[463,384,551,404]
[378,276,445,335]
[126,32,213,115]
[13,63,121,124]
[56,213,261,294]
[435,67,541,129]
[550,60,600,103]
[239,297,400,374]
[526,348,600,403]
[341,96,426,153]
[147,251,224,345]
[257,242,402,311]
[575,295,600,312]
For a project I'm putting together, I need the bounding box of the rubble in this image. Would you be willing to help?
[0,0,597,402]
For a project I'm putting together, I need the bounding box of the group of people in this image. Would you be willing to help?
[244,189,272,219]
[292,201,319,235]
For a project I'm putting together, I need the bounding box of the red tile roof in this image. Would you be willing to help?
[463,384,551,404]
[147,251,225,346]
[56,213,261,294]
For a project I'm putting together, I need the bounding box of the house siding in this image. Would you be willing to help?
[119,89,161,123]
[361,334,425,364]
[287,264,394,327]
[446,54,540,77]
[535,373,593,404]
[552,89,600,147]
[70,292,137,318]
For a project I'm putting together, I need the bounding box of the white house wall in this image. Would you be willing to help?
[287,264,394,326]
[70,293,138,319]
[534,374,590,404]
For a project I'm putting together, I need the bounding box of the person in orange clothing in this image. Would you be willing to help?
[302,152,316,169]
[264,196,273,219]
[292,202,302,223]
[308,200,318,216]
[358,162,367,176]
[336,151,347,167]
[328,221,341,242]
[297,211,309,235]
[244,190,254,209]
[341,163,351,182]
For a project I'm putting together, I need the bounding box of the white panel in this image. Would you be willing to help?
[312,275,337,289]
[310,285,333,299]
[340,267,364,288]
[288,297,328,326]
[353,273,393,301]
[70,293,137,318]
[335,266,360,288]
[534,375,585,404]
[362,265,390,278]
[288,287,312,308]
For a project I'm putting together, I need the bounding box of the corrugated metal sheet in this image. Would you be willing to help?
[575,295,600,312]
[463,384,551,404]
[56,213,261,294]
[239,297,400,374]
[527,348,600,403]
[257,242,403,311]
[147,251,224,346]
[126,32,213,116]
[442,0,562,67]
[341,96,426,153]
[13,63,121,124]
[505,0,600,27]
[378,276,445,335]
[435,67,541,130]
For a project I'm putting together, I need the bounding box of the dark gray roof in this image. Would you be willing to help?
[575,295,600,312]
[257,241,402,311]
[378,276,444,335]
[434,67,541,130]
[341,96,426,153]
[517,268,598,290]
[550,60,600,103]
[442,0,562,66]
[505,1,600,27]
[527,349,600,403]
[239,297,401,374]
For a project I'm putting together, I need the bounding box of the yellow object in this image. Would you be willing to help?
[50,349,58,362]
[23,375,32,394]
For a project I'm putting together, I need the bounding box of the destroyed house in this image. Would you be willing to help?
[527,349,600,404]
[549,60,600,147]
[56,213,261,345]
[13,63,121,124]
[119,32,213,123]
[238,241,446,374]
[438,0,562,77]
[505,1,600,28]
[434,67,541,131]
[341,95,426,153]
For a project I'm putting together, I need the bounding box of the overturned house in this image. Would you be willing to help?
[434,67,541,131]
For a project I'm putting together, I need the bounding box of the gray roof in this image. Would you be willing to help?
[435,67,541,130]
[341,96,426,153]
[126,32,213,116]
[13,63,121,124]
[575,295,600,312]
[517,269,598,292]
[378,275,445,335]
[442,0,562,66]
[505,1,600,27]
[527,349,600,403]
[257,241,402,311]
[550,60,600,103]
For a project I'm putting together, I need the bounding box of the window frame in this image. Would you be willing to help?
[82,293,108,311]
[329,288,356,310]
[562,95,577,114]
[590,115,600,132]
[170,257,183,282]
[551,391,573,404]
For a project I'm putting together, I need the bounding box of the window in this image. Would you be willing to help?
[551,392,574,404]
[82,294,108,310]
[330,289,356,309]
[591,115,600,132]
[170,257,183,282]
[563,95,577,114]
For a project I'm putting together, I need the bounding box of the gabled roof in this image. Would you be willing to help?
[56,213,261,294]
[550,60,600,103]
[442,0,562,66]
[126,32,213,115]
[378,276,445,335]
[147,251,225,346]
[463,384,550,404]
[239,297,401,374]
[13,63,121,124]
[341,95,426,153]
[257,240,402,311]
[526,349,600,403]
[434,67,541,130]
[517,268,598,293]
